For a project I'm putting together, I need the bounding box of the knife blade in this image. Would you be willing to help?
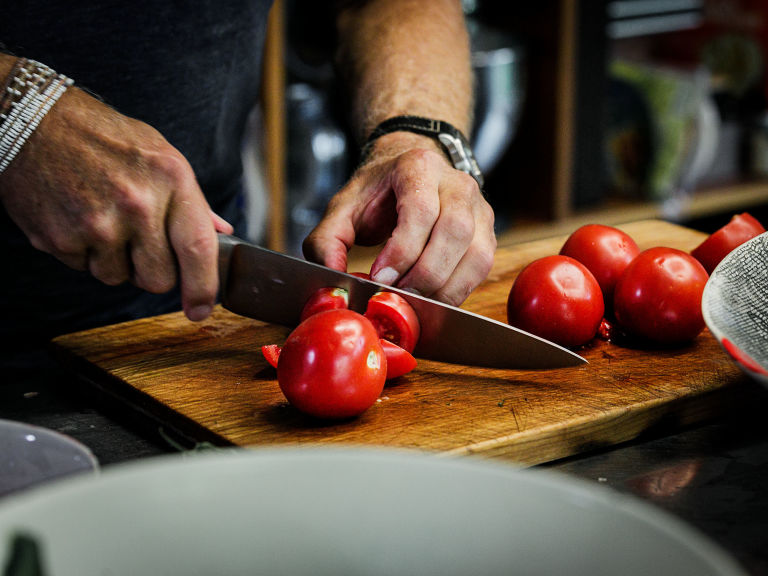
[218,234,586,369]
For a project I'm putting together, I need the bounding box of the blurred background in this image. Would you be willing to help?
[243,0,768,255]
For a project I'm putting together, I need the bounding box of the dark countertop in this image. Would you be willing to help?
[2,346,768,575]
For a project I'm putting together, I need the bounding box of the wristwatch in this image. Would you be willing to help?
[361,115,485,189]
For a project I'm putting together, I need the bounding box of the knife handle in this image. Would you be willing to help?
[217,234,242,295]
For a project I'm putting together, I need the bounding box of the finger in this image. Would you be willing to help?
[167,186,220,322]
[88,245,133,286]
[396,191,474,297]
[210,209,234,235]
[368,153,442,286]
[54,251,89,272]
[399,174,495,304]
[130,227,177,294]
[302,193,358,272]
[431,215,497,306]
[75,216,133,286]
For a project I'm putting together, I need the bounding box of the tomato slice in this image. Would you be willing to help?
[380,339,417,380]
[364,291,421,353]
[261,344,281,368]
[300,287,349,322]
[691,212,765,274]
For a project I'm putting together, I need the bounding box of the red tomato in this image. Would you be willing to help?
[691,212,765,274]
[277,309,386,419]
[380,339,417,380]
[351,272,371,279]
[300,287,349,322]
[506,255,604,348]
[613,247,708,345]
[364,291,421,353]
[559,224,640,303]
[261,344,281,368]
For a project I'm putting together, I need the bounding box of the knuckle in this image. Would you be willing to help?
[45,233,81,257]
[414,265,447,296]
[176,232,216,263]
[141,143,194,188]
[96,270,128,287]
[443,286,470,307]
[157,149,193,182]
[83,214,120,245]
[406,196,440,227]
[475,247,495,280]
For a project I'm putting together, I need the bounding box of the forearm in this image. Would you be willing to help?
[334,0,473,141]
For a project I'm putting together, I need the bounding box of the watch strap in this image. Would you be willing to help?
[361,115,484,189]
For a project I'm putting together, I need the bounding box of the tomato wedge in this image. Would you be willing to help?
[380,339,417,380]
[261,344,281,368]
[300,287,349,322]
[364,291,421,353]
[691,212,765,274]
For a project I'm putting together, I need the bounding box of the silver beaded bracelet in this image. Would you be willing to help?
[0,58,73,175]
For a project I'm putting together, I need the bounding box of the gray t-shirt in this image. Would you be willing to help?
[0,0,273,344]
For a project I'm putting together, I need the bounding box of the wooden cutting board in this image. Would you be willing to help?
[52,220,747,465]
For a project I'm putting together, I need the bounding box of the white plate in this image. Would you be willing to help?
[0,447,745,576]
[702,232,768,386]
[0,419,98,498]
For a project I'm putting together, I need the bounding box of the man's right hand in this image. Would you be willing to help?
[0,77,231,321]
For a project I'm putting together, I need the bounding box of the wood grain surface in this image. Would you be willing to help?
[52,220,748,465]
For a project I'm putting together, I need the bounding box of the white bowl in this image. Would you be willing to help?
[702,232,768,386]
[0,447,745,576]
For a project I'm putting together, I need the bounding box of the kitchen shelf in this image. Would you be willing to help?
[486,0,768,246]
[497,180,768,247]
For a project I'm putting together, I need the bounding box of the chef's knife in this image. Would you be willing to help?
[218,234,586,369]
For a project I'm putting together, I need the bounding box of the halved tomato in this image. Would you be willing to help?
[364,291,421,353]
[691,212,765,274]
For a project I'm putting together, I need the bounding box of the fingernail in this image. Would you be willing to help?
[399,286,422,296]
[372,266,399,285]
[188,304,213,322]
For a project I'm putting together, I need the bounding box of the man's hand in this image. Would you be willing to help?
[303,132,496,306]
[0,85,232,321]
[307,0,494,306]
